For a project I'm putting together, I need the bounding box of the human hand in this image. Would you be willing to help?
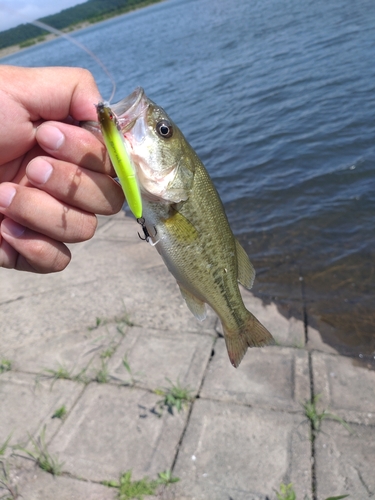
[0,65,124,273]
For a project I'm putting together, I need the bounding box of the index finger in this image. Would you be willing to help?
[36,121,113,175]
[0,66,102,165]
[2,66,101,122]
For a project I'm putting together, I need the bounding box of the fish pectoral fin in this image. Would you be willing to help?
[178,284,207,321]
[235,239,256,290]
[164,209,199,244]
[164,157,194,202]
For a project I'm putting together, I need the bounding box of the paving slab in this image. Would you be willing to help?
[315,420,375,499]
[170,399,312,500]
[49,383,188,482]
[201,340,310,412]
[0,372,83,447]
[312,351,375,425]
[108,326,214,393]
[5,463,115,500]
[2,322,123,377]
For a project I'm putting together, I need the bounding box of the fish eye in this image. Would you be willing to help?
[156,120,173,138]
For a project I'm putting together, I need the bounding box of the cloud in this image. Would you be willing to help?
[0,0,88,32]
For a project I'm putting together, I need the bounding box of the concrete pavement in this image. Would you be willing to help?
[1,212,374,499]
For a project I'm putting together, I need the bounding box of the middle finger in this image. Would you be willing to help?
[0,182,97,243]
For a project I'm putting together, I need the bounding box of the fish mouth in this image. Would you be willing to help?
[112,87,149,133]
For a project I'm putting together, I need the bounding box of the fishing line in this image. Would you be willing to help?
[0,2,117,102]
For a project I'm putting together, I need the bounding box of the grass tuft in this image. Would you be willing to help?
[302,394,352,441]
[121,354,138,385]
[101,469,180,499]
[0,461,18,500]
[52,405,67,420]
[0,434,12,457]
[156,469,180,485]
[42,364,88,385]
[102,470,156,499]
[275,482,349,500]
[275,483,296,500]
[0,360,12,374]
[94,361,110,384]
[155,379,193,415]
[19,427,63,475]
[88,309,136,333]
[88,317,103,331]
[101,346,116,360]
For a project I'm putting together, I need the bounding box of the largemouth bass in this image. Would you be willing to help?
[94,88,274,367]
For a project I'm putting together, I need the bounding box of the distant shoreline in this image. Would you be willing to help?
[0,0,165,60]
[0,23,91,59]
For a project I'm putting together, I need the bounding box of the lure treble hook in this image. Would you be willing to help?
[137,218,159,246]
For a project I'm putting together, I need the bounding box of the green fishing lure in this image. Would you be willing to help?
[96,102,142,219]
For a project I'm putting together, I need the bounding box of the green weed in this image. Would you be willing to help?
[102,470,157,499]
[88,309,136,333]
[0,360,12,374]
[43,364,88,385]
[19,427,63,475]
[94,361,110,384]
[52,405,67,420]
[275,482,349,500]
[275,483,296,500]
[116,323,128,336]
[44,365,71,380]
[324,496,349,500]
[302,394,352,440]
[116,310,136,328]
[100,346,116,360]
[156,469,180,485]
[155,379,193,414]
[122,354,137,385]
[122,354,132,375]
[0,435,12,457]
[88,317,104,331]
[101,469,180,499]
[0,461,18,500]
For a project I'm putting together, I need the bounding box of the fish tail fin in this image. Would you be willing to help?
[223,313,274,368]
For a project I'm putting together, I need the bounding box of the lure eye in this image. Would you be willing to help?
[156,120,173,138]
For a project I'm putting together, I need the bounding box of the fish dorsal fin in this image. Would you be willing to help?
[178,283,207,321]
[235,239,255,290]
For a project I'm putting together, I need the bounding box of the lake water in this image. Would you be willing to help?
[2,0,375,361]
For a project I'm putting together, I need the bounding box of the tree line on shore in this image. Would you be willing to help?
[0,0,162,50]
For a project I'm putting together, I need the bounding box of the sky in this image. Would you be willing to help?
[0,0,88,32]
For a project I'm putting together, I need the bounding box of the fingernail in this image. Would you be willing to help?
[27,158,53,185]
[37,124,65,151]
[1,218,25,238]
[0,184,16,209]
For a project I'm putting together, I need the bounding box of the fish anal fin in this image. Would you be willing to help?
[223,313,274,368]
[235,239,255,290]
[178,283,207,321]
